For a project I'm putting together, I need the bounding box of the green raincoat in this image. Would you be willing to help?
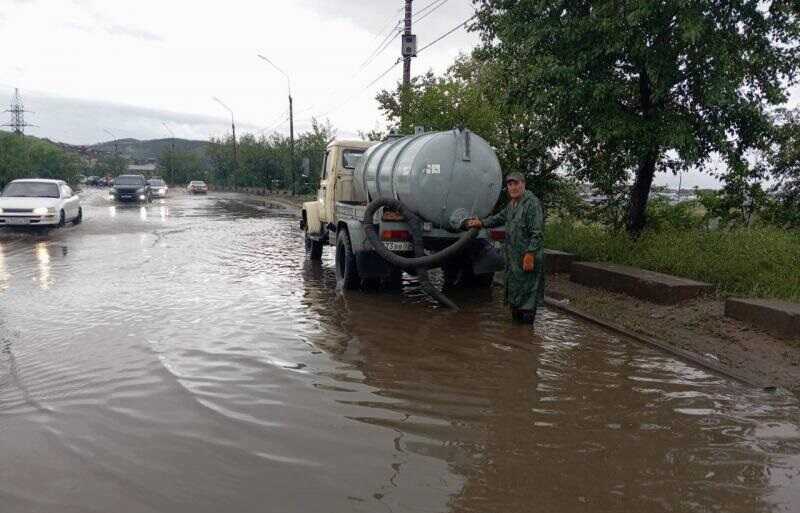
[482,190,545,310]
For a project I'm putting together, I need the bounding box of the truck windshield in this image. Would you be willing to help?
[2,182,60,198]
[342,149,365,170]
[115,176,145,186]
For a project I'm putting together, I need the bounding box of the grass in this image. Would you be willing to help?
[545,221,800,302]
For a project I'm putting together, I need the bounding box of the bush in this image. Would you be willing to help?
[545,221,800,301]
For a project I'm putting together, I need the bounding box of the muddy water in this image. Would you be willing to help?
[0,189,798,513]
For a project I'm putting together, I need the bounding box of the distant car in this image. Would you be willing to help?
[187,181,208,194]
[110,174,151,203]
[0,179,82,227]
[86,176,100,186]
[147,178,168,198]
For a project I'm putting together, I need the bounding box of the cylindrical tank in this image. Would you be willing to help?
[354,129,502,229]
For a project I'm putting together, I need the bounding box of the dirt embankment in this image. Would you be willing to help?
[546,274,800,395]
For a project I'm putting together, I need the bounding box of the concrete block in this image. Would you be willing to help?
[570,262,713,304]
[725,298,800,340]
[544,249,575,274]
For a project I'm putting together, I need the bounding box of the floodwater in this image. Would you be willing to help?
[1,189,798,513]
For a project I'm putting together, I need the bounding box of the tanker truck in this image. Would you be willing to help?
[301,128,506,305]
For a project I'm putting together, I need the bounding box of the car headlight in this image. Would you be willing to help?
[0,207,4,214]
[139,195,146,200]
[33,207,54,215]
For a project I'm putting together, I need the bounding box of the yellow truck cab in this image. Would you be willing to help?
[301,139,374,242]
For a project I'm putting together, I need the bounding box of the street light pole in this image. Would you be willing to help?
[257,53,296,195]
[103,128,118,155]
[162,122,175,183]
[212,96,238,171]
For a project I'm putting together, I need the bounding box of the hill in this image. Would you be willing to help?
[90,138,210,161]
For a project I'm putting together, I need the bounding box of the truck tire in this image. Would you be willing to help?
[305,230,323,260]
[335,229,360,290]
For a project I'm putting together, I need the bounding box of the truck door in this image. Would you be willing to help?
[317,149,335,224]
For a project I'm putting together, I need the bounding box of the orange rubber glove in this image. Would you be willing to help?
[522,253,535,272]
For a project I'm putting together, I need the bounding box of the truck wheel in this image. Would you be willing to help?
[335,230,360,290]
[383,267,403,290]
[305,230,323,260]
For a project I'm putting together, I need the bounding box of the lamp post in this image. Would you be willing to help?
[103,128,118,154]
[212,97,238,179]
[162,122,175,184]
[103,128,120,179]
[257,53,296,195]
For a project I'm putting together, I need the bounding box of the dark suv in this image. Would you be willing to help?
[110,175,151,203]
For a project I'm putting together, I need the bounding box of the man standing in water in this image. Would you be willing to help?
[465,172,545,324]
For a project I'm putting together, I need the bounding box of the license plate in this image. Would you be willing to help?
[7,218,29,225]
[383,241,413,252]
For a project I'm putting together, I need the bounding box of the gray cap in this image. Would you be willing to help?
[505,172,525,183]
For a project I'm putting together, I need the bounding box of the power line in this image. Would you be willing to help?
[417,13,476,55]
[413,0,446,20]
[413,0,451,24]
[358,24,402,73]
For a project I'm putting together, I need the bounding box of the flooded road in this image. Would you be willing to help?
[1,188,799,513]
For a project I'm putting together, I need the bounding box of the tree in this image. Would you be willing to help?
[376,55,565,204]
[0,132,82,187]
[158,146,207,185]
[762,108,800,227]
[95,152,127,177]
[474,0,800,235]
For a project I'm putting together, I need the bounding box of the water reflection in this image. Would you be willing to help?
[0,242,8,290]
[139,207,148,221]
[159,206,169,221]
[298,261,800,513]
[34,242,52,289]
[108,206,117,218]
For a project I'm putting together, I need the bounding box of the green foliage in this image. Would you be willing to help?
[159,147,208,184]
[0,132,83,187]
[546,221,800,301]
[206,119,333,193]
[474,0,800,235]
[95,153,128,178]
[644,196,705,231]
[766,108,800,228]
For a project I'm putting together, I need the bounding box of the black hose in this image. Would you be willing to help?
[362,198,478,310]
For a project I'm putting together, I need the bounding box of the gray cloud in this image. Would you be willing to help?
[300,0,475,36]
[0,89,259,144]
[105,23,164,42]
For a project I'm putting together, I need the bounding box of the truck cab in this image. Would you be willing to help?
[302,140,374,240]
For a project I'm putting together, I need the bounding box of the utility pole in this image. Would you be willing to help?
[289,94,295,195]
[3,88,35,135]
[400,0,416,132]
[402,0,413,88]
[257,54,296,195]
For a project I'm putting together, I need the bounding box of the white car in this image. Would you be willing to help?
[148,178,169,197]
[0,179,83,227]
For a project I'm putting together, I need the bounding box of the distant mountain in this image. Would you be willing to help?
[89,138,210,161]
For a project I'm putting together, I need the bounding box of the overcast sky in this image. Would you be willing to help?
[2,0,797,189]
[0,0,476,143]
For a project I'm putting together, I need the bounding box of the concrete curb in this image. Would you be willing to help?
[543,296,774,391]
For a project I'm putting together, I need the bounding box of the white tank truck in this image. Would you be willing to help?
[301,128,506,308]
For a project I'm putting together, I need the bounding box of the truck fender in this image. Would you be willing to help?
[337,220,368,254]
[302,201,322,236]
